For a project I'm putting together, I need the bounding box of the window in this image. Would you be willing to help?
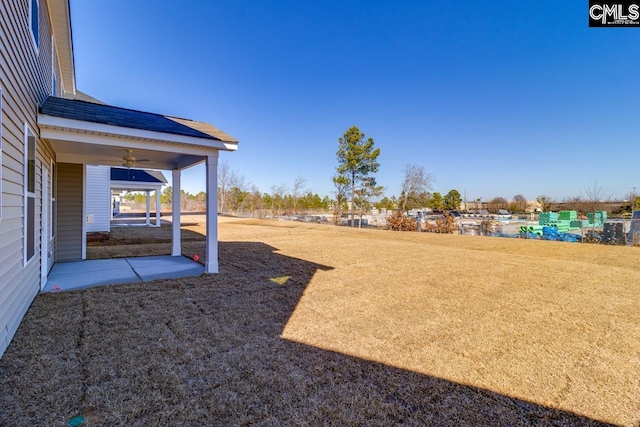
[24,125,36,264]
[29,0,39,51]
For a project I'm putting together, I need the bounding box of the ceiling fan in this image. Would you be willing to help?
[121,149,151,168]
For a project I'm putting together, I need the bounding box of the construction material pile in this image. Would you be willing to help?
[518,225,581,242]
[538,212,559,225]
[629,211,640,246]
[541,226,581,242]
[587,211,607,227]
[539,211,579,232]
[519,225,543,238]
[603,222,625,245]
[559,211,578,220]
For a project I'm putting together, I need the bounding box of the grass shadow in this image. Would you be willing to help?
[0,241,625,426]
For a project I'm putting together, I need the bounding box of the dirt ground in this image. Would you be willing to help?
[1,217,638,426]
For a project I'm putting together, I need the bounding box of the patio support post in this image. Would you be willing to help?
[205,153,219,273]
[172,170,181,256]
[145,190,151,226]
[155,188,161,227]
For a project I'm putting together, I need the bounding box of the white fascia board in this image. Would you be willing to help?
[41,126,220,158]
[46,0,76,94]
[38,114,238,152]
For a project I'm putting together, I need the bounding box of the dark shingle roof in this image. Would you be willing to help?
[40,96,237,143]
[111,168,165,184]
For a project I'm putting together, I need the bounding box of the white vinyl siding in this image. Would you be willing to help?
[86,165,111,232]
[0,0,56,358]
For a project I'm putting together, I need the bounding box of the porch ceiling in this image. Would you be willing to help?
[48,138,205,170]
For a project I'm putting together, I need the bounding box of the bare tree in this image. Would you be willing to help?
[228,175,249,213]
[512,194,527,213]
[217,160,232,213]
[291,176,307,214]
[270,184,288,216]
[399,164,435,212]
[488,197,508,212]
[332,174,349,224]
[217,160,249,213]
[583,180,610,216]
[246,185,263,217]
[564,196,587,214]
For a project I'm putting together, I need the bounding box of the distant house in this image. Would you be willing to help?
[0,0,237,358]
[86,166,168,232]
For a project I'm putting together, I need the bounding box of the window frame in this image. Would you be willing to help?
[50,159,55,240]
[29,0,39,53]
[51,36,57,96]
[24,124,36,266]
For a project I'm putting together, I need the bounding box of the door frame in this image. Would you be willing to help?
[40,163,49,290]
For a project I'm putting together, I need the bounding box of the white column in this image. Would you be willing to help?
[205,153,219,273]
[145,190,151,226]
[172,170,181,256]
[155,188,161,227]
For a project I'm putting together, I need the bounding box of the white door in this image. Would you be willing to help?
[41,165,49,290]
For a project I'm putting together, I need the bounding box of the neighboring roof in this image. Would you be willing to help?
[40,96,238,143]
[111,168,167,184]
[63,90,105,105]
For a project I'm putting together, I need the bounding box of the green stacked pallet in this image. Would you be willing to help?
[520,225,544,236]
[539,212,559,226]
[559,211,578,220]
[587,211,607,227]
[569,220,582,229]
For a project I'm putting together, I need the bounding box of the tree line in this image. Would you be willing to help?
[121,126,638,218]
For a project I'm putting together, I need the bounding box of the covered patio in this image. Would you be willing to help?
[38,96,238,278]
[110,167,168,228]
[42,255,205,292]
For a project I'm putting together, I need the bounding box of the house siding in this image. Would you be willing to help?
[0,0,58,357]
[85,165,110,232]
[55,162,82,261]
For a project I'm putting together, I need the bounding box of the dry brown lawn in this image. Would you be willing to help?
[1,217,639,426]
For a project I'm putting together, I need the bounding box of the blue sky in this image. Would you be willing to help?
[71,1,640,202]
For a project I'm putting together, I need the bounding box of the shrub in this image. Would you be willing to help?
[386,211,417,231]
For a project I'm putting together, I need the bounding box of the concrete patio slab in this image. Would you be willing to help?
[127,255,205,281]
[42,255,204,293]
[46,258,131,275]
